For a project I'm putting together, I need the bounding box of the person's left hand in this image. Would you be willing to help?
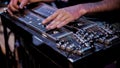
[42,5,87,29]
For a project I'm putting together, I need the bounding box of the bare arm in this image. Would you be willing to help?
[7,0,54,15]
[81,0,120,14]
[42,0,120,29]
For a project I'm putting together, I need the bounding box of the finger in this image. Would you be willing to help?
[8,0,18,11]
[46,21,60,29]
[19,0,29,9]
[7,9,13,16]
[9,5,18,12]
[13,0,19,9]
[42,11,59,24]
[51,9,71,23]
[59,14,69,21]
[57,18,73,28]
[46,14,68,29]
[54,13,64,22]
[47,13,64,26]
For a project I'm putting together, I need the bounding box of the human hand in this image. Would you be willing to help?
[7,0,41,15]
[42,5,87,29]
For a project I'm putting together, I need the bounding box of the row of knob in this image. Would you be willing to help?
[56,34,94,56]
[56,26,118,56]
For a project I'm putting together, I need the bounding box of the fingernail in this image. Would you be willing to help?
[46,26,50,29]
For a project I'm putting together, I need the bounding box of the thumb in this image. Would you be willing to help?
[19,0,29,9]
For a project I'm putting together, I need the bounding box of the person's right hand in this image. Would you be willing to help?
[7,0,41,15]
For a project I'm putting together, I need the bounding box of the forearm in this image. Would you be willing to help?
[79,0,120,14]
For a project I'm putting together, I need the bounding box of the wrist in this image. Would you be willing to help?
[77,4,88,16]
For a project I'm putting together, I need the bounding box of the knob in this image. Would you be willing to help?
[76,50,83,55]
[66,44,75,52]
[98,37,106,43]
[61,43,67,50]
